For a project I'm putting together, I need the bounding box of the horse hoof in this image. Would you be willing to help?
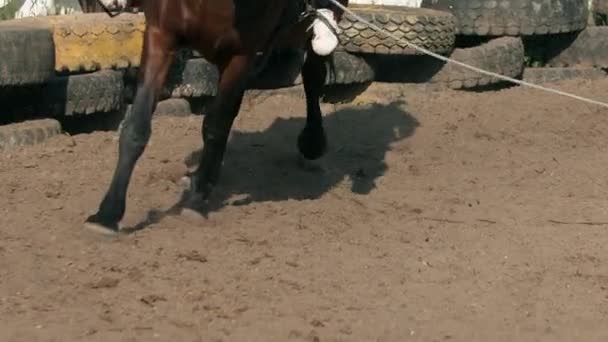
[177,189,209,220]
[297,140,327,160]
[180,207,207,221]
[297,153,325,172]
[179,199,208,221]
[84,215,119,236]
[297,129,327,161]
[83,221,119,236]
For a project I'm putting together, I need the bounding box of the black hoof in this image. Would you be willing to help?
[297,127,327,160]
[178,190,209,220]
[84,214,119,236]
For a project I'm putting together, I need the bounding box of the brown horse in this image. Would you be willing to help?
[84,0,349,235]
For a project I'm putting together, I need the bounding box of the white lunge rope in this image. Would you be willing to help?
[329,0,608,109]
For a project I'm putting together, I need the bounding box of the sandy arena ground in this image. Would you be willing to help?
[1,80,608,341]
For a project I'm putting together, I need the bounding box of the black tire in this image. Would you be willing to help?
[371,36,524,89]
[322,52,375,104]
[164,57,219,98]
[0,119,62,151]
[250,48,305,89]
[126,98,192,118]
[430,37,524,89]
[522,67,606,83]
[118,99,192,131]
[0,70,124,119]
[154,98,192,117]
[117,99,193,136]
[326,51,375,85]
[158,51,372,97]
[0,22,55,86]
[338,5,457,55]
[244,50,374,89]
[545,27,608,67]
[42,70,124,115]
[421,0,588,36]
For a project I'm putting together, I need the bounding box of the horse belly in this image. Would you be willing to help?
[180,0,288,61]
[229,0,288,53]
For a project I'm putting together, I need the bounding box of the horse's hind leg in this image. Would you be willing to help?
[84,28,175,234]
[181,54,253,211]
[298,47,329,160]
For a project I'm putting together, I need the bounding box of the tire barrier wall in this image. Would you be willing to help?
[0,1,607,150]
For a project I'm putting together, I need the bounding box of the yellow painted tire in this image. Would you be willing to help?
[8,12,145,72]
[48,13,145,72]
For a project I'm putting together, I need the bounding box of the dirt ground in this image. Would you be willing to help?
[2,79,608,342]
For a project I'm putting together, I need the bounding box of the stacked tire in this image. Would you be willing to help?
[0,18,61,149]
[331,2,527,89]
[418,0,606,86]
[333,5,457,88]
[0,10,224,149]
[0,0,605,152]
[339,0,601,89]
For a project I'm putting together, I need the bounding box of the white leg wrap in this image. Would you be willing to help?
[97,0,127,10]
[310,8,340,56]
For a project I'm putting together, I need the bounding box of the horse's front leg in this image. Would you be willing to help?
[84,28,175,235]
[298,47,329,160]
[181,54,253,212]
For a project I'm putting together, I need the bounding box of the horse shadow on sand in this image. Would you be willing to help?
[125,100,419,232]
